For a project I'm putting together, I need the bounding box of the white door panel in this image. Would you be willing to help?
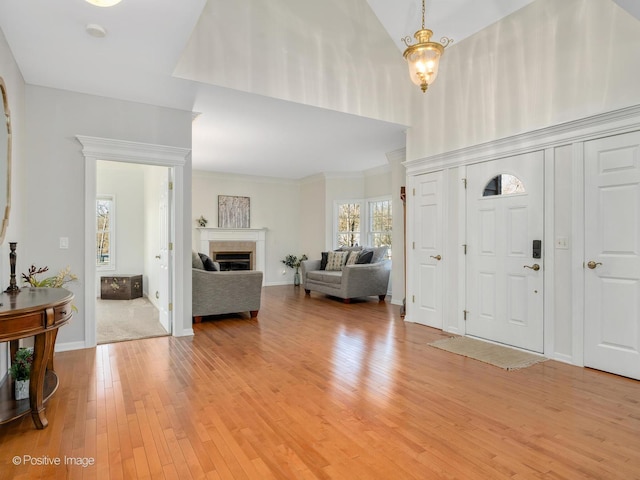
[412,171,444,328]
[584,131,640,379]
[466,152,544,352]
[158,173,171,333]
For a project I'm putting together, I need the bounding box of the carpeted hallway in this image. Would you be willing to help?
[96,296,168,344]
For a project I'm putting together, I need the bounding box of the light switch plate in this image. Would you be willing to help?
[60,237,69,249]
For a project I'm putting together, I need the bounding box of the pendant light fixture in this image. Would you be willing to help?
[402,0,452,93]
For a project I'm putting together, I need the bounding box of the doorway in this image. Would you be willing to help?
[79,134,190,348]
[95,161,173,344]
[465,152,544,352]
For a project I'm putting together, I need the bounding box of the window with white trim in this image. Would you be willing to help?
[368,198,392,257]
[334,196,392,257]
[96,195,115,270]
[336,202,361,247]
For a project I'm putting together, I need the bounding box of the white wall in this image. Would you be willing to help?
[24,85,192,350]
[363,165,391,199]
[387,150,406,305]
[192,171,301,285]
[298,175,326,261]
[406,0,640,160]
[96,161,146,284]
[0,27,26,384]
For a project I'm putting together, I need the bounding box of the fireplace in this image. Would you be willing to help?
[209,240,256,271]
[198,228,266,283]
[213,253,252,271]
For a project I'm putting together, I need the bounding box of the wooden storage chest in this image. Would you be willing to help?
[100,274,143,300]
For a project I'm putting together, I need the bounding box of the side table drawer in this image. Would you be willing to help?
[100,275,143,300]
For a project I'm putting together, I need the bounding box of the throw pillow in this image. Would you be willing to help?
[192,251,204,270]
[325,251,348,271]
[198,253,219,271]
[356,249,374,264]
[345,250,359,266]
[320,252,329,270]
[371,246,389,263]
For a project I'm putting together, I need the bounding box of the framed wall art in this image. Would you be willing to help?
[218,195,250,228]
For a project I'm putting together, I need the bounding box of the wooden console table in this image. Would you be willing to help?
[0,288,73,429]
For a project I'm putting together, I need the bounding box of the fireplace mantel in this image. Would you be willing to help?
[197,228,266,279]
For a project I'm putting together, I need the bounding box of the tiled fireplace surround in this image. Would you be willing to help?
[198,228,266,281]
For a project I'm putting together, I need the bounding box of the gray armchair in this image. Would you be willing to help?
[192,253,263,323]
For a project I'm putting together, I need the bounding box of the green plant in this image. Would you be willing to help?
[281,254,308,272]
[9,348,33,381]
[197,215,208,227]
[21,265,77,288]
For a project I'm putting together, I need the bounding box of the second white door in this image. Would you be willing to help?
[584,131,640,380]
[466,152,544,352]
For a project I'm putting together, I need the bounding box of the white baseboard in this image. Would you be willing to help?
[55,341,89,352]
[264,281,296,287]
[176,328,194,337]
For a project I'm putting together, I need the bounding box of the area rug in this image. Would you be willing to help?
[429,336,548,370]
[97,297,168,344]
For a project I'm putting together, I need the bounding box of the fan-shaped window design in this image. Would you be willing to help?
[483,174,525,197]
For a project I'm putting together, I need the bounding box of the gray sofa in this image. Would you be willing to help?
[192,252,263,323]
[300,246,391,303]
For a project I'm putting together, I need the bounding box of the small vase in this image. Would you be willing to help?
[294,271,301,286]
[15,379,29,400]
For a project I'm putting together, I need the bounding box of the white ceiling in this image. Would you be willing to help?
[0,0,574,179]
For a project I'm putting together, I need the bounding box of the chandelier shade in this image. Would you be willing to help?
[402,1,452,93]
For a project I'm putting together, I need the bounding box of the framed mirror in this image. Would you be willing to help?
[0,77,11,244]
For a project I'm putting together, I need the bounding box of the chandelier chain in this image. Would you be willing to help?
[421,0,425,30]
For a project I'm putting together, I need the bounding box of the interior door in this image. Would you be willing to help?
[584,131,640,380]
[466,152,544,352]
[411,171,444,328]
[157,172,172,333]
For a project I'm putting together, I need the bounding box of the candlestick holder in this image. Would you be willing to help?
[5,241,20,293]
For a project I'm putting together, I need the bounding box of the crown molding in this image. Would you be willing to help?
[404,104,640,175]
[193,169,299,185]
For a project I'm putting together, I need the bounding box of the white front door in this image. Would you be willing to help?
[411,171,444,328]
[466,152,544,352]
[584,131,640,380]
[157,173,172,333]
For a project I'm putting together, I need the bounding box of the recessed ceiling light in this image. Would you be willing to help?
[85,0,122,7]
[86,23,107,38]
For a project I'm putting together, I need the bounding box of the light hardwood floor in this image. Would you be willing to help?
[1,286,639,479]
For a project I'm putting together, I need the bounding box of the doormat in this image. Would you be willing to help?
[429,336,548,371]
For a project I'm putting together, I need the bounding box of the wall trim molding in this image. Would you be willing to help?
[404,104,640,174]
[77,135,189,167]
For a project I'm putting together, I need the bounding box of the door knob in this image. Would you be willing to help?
[524,264,540,271]
[587,261,602,269]
[430,255,442,261]
[155,255,161,259]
